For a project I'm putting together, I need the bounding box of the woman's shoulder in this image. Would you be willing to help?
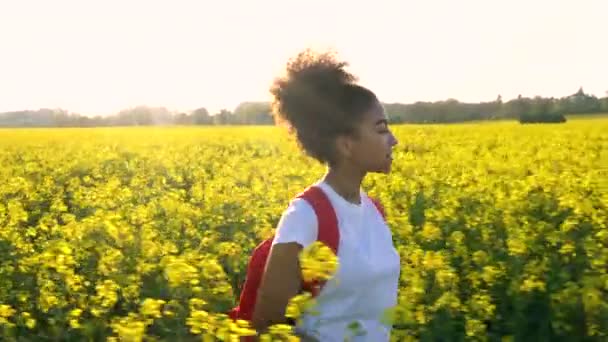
[271,196,319,248]
[284,196,319,222]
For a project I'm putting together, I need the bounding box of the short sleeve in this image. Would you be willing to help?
[272,198,318,249]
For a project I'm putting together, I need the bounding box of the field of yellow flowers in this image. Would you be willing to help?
[1,117,607,341]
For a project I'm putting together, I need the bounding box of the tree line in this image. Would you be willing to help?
[1,88,606,127]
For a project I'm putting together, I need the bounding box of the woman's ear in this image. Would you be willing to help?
[334,134,354,161]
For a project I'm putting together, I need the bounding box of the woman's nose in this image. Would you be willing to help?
[390,132,398,146]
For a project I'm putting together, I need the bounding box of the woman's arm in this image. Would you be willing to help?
[251,198,318,338]
[251,241,303,334]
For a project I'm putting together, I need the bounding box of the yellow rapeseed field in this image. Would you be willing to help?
[0,118,607,341]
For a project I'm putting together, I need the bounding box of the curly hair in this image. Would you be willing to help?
[269,48,378,164]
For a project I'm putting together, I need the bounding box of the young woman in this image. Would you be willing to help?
[251,49,400,341]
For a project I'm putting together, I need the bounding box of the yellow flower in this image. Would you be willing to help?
[0,305,15,318]
[94,279,120,308]
[520,276,546,293]
[285,293,315,321]
[140,298,165,319]
[69,319,81,329]
[110,313,147,342]
[420,222,442,241]
[299,241,339,283]
[21,311,36,329]
[186,310,211,335]
[423,251,445,270]
[163,257,199,288]
[0,304,15,326]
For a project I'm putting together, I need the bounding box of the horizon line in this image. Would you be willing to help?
[2,86,606,117]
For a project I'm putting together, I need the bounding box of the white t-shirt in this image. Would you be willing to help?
[272,180,401,342]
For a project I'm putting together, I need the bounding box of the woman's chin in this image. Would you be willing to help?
[371,161,392,174]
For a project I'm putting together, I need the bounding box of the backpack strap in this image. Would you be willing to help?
[296,186,339,296]
[296,186,339,254]
[370,197,386,221]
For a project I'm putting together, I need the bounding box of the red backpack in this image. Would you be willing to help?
[227,185,386,333]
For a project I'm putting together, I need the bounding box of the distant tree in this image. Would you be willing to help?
[561,87,601,114]
[212,109,234,125]
[191,107,211,125]
[174,113,192,125]
[233,102,273,124]
[600,97,608,112]
[383,103,408,123]
[114,106,173,126]
[519,96,566,123]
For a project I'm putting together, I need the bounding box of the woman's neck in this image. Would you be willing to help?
[322,165,366,205]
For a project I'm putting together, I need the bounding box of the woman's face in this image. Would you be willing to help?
[338,99,399,174]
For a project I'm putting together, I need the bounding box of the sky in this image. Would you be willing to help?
[1,0,607,116]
